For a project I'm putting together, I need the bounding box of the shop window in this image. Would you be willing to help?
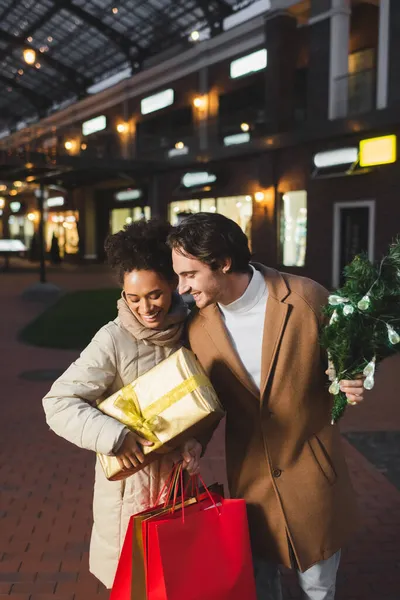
[110,206,151,234]
[169,196,252,242]
[169,200,201,225]
[46,211,80,257]
[279,191,307,267]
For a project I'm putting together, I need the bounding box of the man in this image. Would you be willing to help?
[168,213,364,600]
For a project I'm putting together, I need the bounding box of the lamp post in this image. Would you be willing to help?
[35,184,48,284]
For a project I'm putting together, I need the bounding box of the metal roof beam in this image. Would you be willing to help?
[195,0,234,34]
[57,0,145,61]
[0,74,51,111]
[0,29,91,95]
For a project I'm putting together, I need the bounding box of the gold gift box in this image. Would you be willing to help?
[97,347,224,481]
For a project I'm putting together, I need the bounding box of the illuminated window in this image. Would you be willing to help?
[280,191,307,267]
[169,196,252,242]
[110,206,151,234]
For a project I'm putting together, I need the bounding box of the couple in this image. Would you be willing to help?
[43,213,364,600]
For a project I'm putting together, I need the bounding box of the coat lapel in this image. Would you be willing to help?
[200,304,260,399]
[257,266,291,400]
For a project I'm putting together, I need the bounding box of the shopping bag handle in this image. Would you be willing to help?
[155,462,181,507]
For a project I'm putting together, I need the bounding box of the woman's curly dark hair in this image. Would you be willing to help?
[104,219,175,286]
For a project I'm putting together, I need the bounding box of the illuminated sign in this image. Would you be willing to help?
[313,147,358,168]
[359,135,397,167]
[223,132,250,146]
[182,172,216,188]
[141,89,174,115]
[82,115,107,136]
[168,146,189,158]
[230,49,267,79]
[46,197,65,208]
[115,189,142,201]
[0,239,27,252]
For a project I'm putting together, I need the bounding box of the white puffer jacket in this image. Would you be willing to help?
[42,317,180,588]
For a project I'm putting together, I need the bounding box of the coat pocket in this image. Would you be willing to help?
[307,434,337,486]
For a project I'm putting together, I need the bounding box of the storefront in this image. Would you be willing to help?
[166,168,257,246]
[109,188,151,234]
[169,195,253,240]
[44,196,80,259]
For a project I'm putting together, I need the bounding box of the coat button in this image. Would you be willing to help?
[273,468,282,478]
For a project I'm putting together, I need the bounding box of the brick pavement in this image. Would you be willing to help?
[0,265,400,599]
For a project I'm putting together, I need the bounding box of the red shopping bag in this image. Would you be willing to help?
[110,464,194,600]
[144,480,257,600]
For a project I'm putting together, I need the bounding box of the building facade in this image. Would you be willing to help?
[1,0,399,288]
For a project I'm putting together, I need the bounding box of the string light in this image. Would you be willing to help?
[190,31,200,41]
[112,7,118,13]
[175,141,184,149]
[241,122,250,132]
[47,36,53,42]
[35,62,41,69]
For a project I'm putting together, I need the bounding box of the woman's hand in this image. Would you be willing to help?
[115,431,153,471]
[181,438,202,476]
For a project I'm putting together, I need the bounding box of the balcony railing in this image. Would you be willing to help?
[334,68,376,119]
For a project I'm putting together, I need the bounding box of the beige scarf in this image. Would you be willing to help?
[117,292,187,347]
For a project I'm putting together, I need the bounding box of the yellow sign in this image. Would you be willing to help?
[359,135,397,167]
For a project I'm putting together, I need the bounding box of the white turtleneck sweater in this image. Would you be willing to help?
[218,266,268,390]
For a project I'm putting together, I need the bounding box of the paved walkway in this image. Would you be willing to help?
[0,265,399,599]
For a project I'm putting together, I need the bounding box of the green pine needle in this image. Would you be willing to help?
[321,239,400,423]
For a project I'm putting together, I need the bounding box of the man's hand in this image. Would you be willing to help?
[339,374,365,406]
[181,438,202,476]
[115,431,153,471]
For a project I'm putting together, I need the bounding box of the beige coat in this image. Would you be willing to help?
[187,265,359,572]
[43,318,179,588]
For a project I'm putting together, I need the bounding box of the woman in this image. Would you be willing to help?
[42,219,202,589]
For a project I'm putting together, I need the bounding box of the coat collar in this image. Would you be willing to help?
[199,266,291,401]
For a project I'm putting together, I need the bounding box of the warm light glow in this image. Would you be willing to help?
[255,191,265,202]
[0,198,5,209]
[18,69,24,75]
[116,122,129,134]
[47,36,53,42]
[193,96,206,109]
[175,141,184,149]
[9,190,18,196]
[112,6,118,13]
[81,143,87,150]
[359,135,397,167]
[190,30,200,41]
[241,122,250,132]
[23,48,36,65]
[25,162,33,169]
[64,139,77,152]
[125,217,133,224]
[245,195,252,202]
[27,212,37,222]
[27,36,33,43]
[35,62,41,69]
[13,181,23,188]
[0,184,7,192]
[26,176,36,183]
